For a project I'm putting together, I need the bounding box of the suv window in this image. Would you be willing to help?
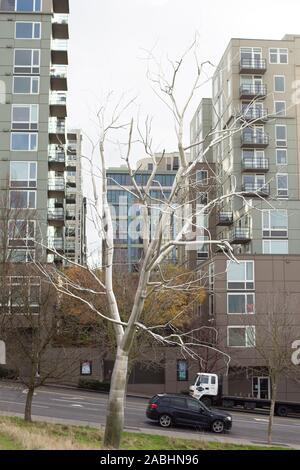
[187,399,201,411]
[170,398,187,408]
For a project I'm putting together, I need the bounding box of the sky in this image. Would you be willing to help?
[65,0,300,261]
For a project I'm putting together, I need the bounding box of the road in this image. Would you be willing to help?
[0,383,300,447]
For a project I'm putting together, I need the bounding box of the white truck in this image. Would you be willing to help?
[190,373,300,417]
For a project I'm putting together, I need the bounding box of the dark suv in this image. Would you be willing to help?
[146,394,232,433]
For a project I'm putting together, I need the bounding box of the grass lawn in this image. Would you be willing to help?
[0,417,290,451]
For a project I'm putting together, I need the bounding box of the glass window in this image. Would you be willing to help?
[11,133,38,151]
[10,190,36,209]
[10,162,37,188]
[177,360,188,382]
[263,240,288,254]
[276,125,287,147]
[16,0,41,12]
[277,174,288,198]
[269,48,288,64]
[276,149,287,165]
[9,250,35,263]
[228,326,256,347]
[274,101,286,117]
[15,22,41,39]
[12,105,38,130]
[196,170,208,184]
[187,399,201,412]
[262,210,288,237]
[9,220,35,246]
[227,261,254,290]
[170,397,187,408]
[228,293,255,314]
[274,76,285,92]
[14,49,40,74]
[13,76,39,94]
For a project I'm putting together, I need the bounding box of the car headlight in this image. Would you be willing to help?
[225,416,232,421]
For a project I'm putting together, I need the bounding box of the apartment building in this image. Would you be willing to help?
[106,154,181,272]
[190,35,300,401]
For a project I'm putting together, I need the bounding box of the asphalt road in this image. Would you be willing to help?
[0,383,300,447]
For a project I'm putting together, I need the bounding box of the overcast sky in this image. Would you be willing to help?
[66,0,300,261]
[67,0,300,166]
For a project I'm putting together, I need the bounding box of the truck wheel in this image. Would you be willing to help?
[159,414,172,428]
[276,405,288,417]
[211,420,224,434]
[201,397,212,408]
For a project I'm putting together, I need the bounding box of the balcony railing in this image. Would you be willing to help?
[241,131,269,147]
[242,183,270,196]
[231,228,251,244]
[49,92,67,106]
[52,14,69,24]
[48,178,65,192]
[51,39,68,51]
[242,157,269,171]
[217,212,234,226]
[240,84,267,98]
[49,119,66,134]
[48,209,64,221]
[50,65,67,79]
[240,58,267,73]
[48,238,64,251]
[241,107,268,121]
[49,150,65,164]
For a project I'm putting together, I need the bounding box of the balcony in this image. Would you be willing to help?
[242,157,269,172]
[66,209,76,220]
[48,146,66,170]
[66,156,77,169]
[48,178,65,193]
[52,15,69,40]
[242,183,270,197]
[240,58,267,74]
[49,118,66,144]
[217,212,234,226]
[48,237,64,252]
[50,65,68,91]
[65,240,76,252]
[240,84,267,100]
[241,107,268,123]
[53,0,69,14]
[49,92,67,118]
[230,228,251,245]
[241,131,269,148]
[51,40,68,65]
[48,208,65,224]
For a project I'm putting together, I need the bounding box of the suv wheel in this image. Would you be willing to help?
[159,414,172,428]
[211,420,224,434]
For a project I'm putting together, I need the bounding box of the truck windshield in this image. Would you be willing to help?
[195,375,209,387]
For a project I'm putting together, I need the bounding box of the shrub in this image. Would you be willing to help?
[0,366,18,380]
[78,378,110,392]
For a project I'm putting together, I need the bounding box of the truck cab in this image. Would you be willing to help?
[190,373,219,406]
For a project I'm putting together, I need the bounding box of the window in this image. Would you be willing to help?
[170,397,187,408]
[228,293,255,315]
[228,326,256,348]
[10,162,37,188]
[187,399,201,412]
[240,47,262,61]
[0,276,40,313]
[227,261,254,290]
[12,105,38,130]
[274,75,285,92]
[276,125,287,147]
[262,210,288,238]
[263,240,289,254]
[9,250,35,263]
[269,48,288,64]
[8,220,35,247]
[276,149,287,165]
[147,163,153,171]
[15,22,41,39]
[11,133,38,151]
[10,190,36,209]
[196,170,208,185]
[14,49,40,74]
[277,174,289,198]
[274,101,286,117]
[13,76,39,94]
[177,360,188,382]
[15,0,41,11]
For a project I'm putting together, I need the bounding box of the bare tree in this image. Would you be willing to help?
[35,42,273,449]
[251,295,300,444]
